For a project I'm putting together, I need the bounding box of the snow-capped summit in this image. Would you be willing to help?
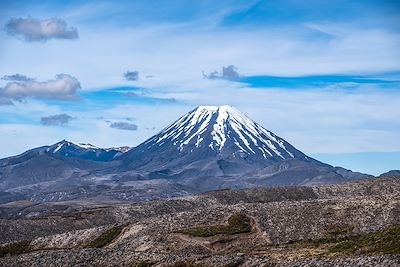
[119,105,315,175]
[46,140,98,153]
[149,105,299,160]
[44,140,128,161]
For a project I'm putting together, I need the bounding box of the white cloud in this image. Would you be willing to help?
[5,17,78,41]
[0,74,81,100]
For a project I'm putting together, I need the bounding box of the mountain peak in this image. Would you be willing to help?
[51,140,98,152]
[44,140,127,161]
[187,105,257,151]
[194,105,241,118]
[195,104,234,110]
[137,105,306,162]
[118,105,319,178]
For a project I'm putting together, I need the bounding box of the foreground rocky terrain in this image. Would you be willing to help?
[0,176,399,266]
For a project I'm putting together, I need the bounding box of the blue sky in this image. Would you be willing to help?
[0,0,399,175]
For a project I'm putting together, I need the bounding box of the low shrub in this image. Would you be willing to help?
[83,225,124,248]
[0,240,32,257]
[180,213,252,237]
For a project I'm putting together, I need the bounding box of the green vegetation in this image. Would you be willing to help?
[83,225,125,248]
[0,240,32,257]
[180,213,252,237]
[247,224,400,258]
[327,224,400,255]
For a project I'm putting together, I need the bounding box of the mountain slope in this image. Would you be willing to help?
[115,105,368,187]
[0,140,126,191]
[120,105,313,169]
[46,140,129,162]
[380,170,400,177]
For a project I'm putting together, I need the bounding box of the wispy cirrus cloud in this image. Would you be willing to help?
[40,113,74,126]
[0,98,13,106]
[110,122,138,131]
[2,74,35,82]
[5,17,79,42]
[0,74,81,101]
[240,74,400,89]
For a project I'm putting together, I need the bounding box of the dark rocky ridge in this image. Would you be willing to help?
[380,169,400,177]
[44,140,130,162]
[0,140,125,191]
